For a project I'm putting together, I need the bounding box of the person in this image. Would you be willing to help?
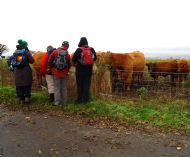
[72,37,96,104]
[13,39,34,104]
[47,41,71,105]
[7,55,14,71]
[41,45,56,102]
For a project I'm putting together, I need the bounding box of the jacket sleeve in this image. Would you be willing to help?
[26,51,35,64]
[68,54,71,69]
[91,48,96,61]
[47,50,56,70]
[72,48,81,64]
[41,53,48,76]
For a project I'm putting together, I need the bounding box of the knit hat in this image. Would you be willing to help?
[18,39,28,47]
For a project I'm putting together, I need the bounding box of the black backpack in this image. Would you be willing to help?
[54,50,68,70]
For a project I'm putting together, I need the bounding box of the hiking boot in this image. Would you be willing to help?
[49,93,54,102]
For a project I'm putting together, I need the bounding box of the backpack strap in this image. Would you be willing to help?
[20,49,26,55]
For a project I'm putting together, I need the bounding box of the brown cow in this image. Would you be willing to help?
[32,51,45,86]
[96,51,145,91]
[146,60,178,83]
[129,51,145,83]
[177,59,190,82]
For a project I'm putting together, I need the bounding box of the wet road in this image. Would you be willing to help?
[0,106,190,157]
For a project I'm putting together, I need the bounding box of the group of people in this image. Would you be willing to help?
[11,37,97,105]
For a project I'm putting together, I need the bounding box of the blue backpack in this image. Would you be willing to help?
[11,49,26,68]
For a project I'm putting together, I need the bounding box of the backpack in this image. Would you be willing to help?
[79,47,94,65]
[11,49,26,68]
[48,48,56,56]
[54,50,68,70]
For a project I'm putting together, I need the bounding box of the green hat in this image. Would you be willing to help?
[18,39,28,47]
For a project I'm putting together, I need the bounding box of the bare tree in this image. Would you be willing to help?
[0,43,9,56]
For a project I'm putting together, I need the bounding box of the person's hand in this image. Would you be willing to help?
[9,66,14,72]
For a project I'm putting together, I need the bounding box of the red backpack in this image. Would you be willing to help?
[79,47,93,65]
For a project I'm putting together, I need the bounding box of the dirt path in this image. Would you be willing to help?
[0,105,190,157]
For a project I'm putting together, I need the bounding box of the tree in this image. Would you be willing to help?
[0,43,9,56]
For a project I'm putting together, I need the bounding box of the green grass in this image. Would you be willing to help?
[1,86,190,134]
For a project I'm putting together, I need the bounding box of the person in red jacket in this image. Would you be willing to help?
[41,45,56,102]
[47,41,71,105]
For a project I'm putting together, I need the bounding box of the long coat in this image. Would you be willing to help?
[14,49,34,86]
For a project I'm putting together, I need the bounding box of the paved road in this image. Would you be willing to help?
[0,105,190,157]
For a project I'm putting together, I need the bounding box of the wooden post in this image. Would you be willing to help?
[0,59,4,86]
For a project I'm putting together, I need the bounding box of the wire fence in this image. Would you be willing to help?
[1,58,190,101]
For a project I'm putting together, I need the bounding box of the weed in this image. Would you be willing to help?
[138,87,148,100]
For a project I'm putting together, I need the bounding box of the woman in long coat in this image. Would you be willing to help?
[13,39,34,104]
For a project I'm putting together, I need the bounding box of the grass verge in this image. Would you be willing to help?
[1,86,190,134]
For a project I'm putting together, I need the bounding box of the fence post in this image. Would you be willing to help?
[0,59,3,86]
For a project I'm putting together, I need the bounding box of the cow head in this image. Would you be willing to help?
[146,63,154,72]
[177,59,189,73]
[96,51,111,65]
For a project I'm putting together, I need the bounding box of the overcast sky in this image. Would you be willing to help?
[1,0,190,54]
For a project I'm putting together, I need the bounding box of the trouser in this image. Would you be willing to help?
[16,85,32,100]
[45,74,54,94]
[76,71,92,103]
[54,76,68,105]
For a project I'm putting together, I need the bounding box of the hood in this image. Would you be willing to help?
[78,37,88,47]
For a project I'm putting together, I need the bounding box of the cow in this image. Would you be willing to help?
[129,51,145,84]
[109,52,139,91]
[177,59,190,82]
[32,51,45,86]
[96,51,145,91]
[146,60,178,83]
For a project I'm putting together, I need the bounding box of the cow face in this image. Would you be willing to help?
[146,63,154,72]
[96,51,111,65]
[178,60,189,73]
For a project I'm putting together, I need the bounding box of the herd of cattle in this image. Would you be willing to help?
[32,51,190,92]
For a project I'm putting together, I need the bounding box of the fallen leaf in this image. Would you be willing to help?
[38,149,43,154]
[25,117,32,122]
[55,151,59,154]
[176,147,182,150]
[25,116,31,120]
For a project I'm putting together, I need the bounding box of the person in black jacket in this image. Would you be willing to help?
[72,37,96,104]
